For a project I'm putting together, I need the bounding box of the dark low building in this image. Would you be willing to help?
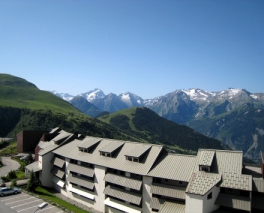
[17,130,48,153]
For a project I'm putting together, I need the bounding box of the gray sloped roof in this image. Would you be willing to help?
[220,173,252,191]
[68,173,94,190]
[99,140,124,154]
[104,185,142,205]
[186,171,221,195]
[78,137,101,149]
[151,182,186,199]
[52,130,71,143]
[215,192,251,211]
[159,202,185,213]
[104,173,142,191]
[211,150,243,175]
[67,163,94,177]
[25,161,42,172]
[39,143,58,156]
[198,150,215,166]
[53,138,164,175]
[147,154,197,181]
[49,127,60,133]
[125,144,151,158]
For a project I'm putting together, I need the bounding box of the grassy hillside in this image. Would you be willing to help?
[0,74,82,114]
[0,74,139,141]
[98,107,228,153]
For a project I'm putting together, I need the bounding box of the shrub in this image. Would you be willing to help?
[26,170,39,192]
[1,176,10,182]
[7,170,17,179]
[10,179,17,188]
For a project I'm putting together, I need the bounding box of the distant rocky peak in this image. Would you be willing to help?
[80,88,105,102]
[119,92,144,106]
[181,88,213,102]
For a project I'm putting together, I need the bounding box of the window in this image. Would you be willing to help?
[200,166,210,172]
[179,181,183,184]
[207,192,212,200]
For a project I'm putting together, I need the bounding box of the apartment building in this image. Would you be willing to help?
[25,128,264,213]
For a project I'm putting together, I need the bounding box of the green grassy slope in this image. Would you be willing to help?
[98,107,228,153]
[0,74,82,114]
[0,74,139,141]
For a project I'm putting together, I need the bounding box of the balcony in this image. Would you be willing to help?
[68,173,94,190]
[52,176,65,187]
[67,163,94,177]
[150,197,165,210]
[68,184,94,200]
[104,173,142,191]
[51,157,65,168]
[104,185,141,205]
[104,197,141,213]
[151,182,186,200]
[252,178,264,193]
[215,193,251,211]
[51,166,65,179]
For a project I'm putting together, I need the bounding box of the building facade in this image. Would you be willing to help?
[25,128,264,213]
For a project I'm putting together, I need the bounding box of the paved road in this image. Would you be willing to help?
[0,157,20,177]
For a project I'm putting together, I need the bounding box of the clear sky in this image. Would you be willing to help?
[1,0,263,99]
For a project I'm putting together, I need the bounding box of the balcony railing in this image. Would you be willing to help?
[104,173,142,191]
[151,182,186,200]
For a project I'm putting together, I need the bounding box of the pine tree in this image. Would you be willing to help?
[26,154,34,165]
[26,170,39,192]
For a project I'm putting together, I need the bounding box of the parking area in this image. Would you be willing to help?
[0,192,64,213]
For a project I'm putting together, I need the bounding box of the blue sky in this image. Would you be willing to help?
[1,1,263,99]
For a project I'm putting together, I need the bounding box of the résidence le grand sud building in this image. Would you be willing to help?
[24,127,264,213]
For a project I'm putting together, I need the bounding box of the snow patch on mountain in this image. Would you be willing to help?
[218,88,241,99]
[119,92,144,107]
[51,91,74,101]
[182,88,214,101]
[250,94,258,100]
[80,89,105,102]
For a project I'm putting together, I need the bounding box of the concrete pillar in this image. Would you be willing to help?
[142,176,152,213]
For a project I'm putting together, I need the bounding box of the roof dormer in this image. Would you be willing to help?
[99,141,124,157]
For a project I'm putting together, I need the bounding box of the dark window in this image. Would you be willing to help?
[207,192,212,200]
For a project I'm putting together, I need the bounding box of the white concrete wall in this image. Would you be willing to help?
[39,152,54,187]
[203,187,220,213]
[142,176,152,213]
[186,186,220,213]
[186,193,204,213]
[94,165,106,213]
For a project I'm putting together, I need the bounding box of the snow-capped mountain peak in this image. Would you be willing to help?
[80,89,105,102]
[50,91,74,101]
[217,88,243,99]
[181,88,214,102]
[118,92,144,107]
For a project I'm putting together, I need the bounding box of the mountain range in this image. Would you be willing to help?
[52,88,264,161]
[0,74,227,157]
